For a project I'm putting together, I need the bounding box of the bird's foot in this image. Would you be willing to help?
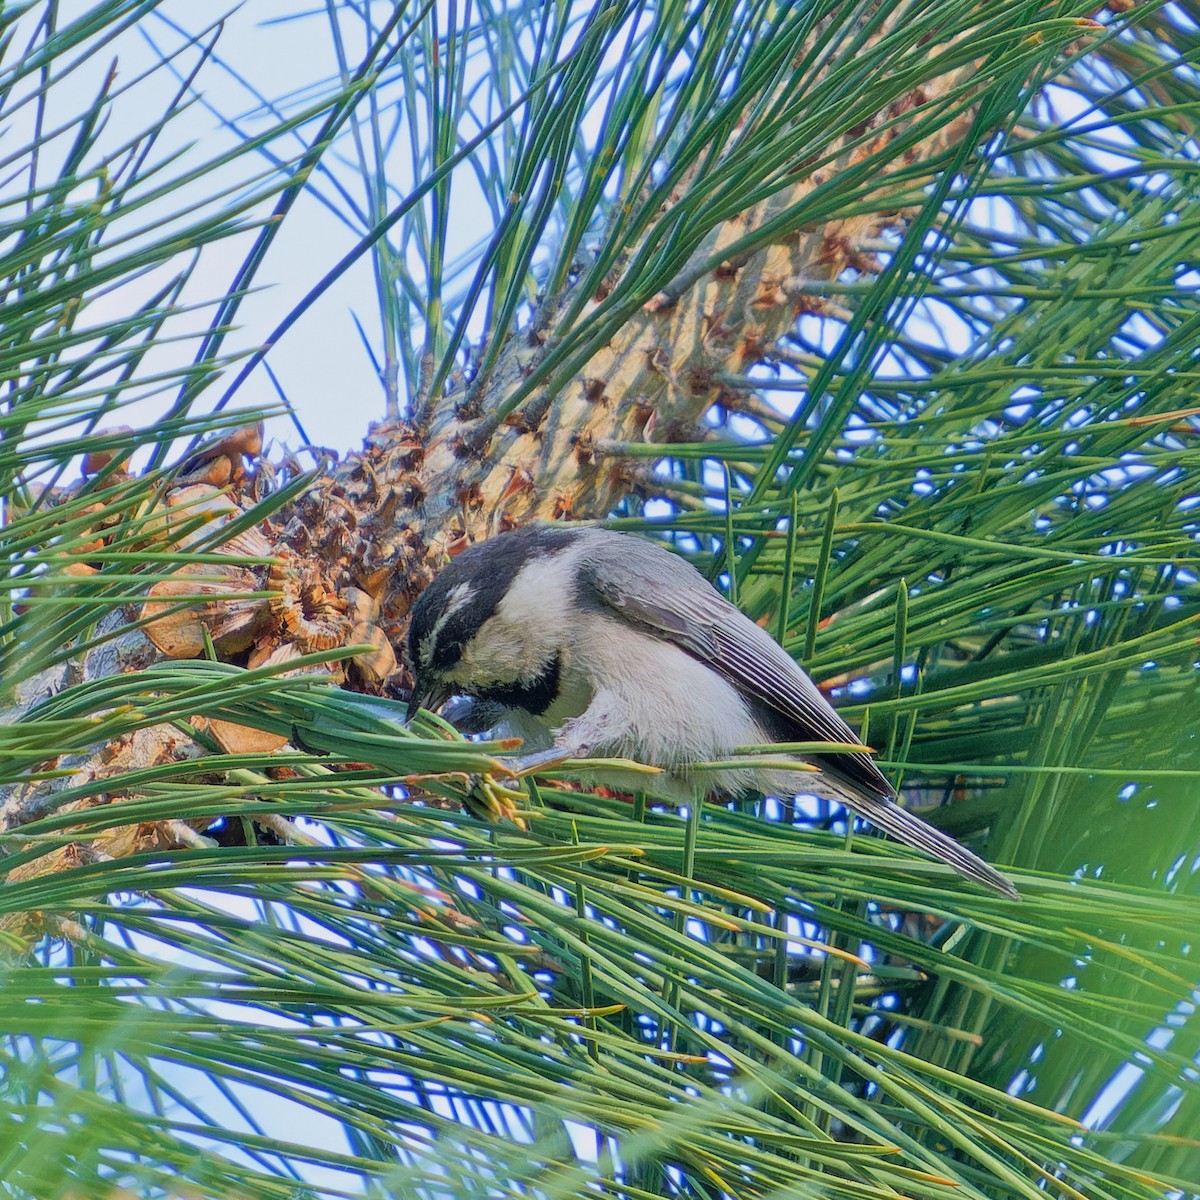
[463,771,528,828]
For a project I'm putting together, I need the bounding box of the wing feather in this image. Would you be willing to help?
[579,532,892,799]
[577,531,1018,899]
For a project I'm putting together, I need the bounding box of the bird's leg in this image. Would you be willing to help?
[505,746,580,776]
[500,706,609,776]
[463,743,593,826]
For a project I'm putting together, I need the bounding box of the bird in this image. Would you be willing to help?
[405,524,1018,899]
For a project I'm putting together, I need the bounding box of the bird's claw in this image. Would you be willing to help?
[464,770,529,828]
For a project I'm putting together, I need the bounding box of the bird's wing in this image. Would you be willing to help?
[578,533,892,799]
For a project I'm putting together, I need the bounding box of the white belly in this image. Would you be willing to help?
[477,607,817,802]
[538,617,812,800]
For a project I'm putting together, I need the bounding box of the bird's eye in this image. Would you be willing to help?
[419,583,473,673]
[430,634,464,672]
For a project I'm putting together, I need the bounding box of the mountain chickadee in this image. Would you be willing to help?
[406,525,1017,899]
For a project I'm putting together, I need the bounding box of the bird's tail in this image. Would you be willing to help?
[826,783,1019,900]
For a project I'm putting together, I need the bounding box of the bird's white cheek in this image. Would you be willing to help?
[451,616,547,688]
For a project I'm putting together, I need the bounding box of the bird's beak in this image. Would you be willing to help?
[406,678,451,725]
[405,679,425,726]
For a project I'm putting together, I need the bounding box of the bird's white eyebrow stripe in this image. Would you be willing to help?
[421,581,474,664]
[442,582,473,620]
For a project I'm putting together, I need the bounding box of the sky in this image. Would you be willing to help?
[31,2,413,457]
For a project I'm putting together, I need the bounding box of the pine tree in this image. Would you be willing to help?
[2,4,1198,1198]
